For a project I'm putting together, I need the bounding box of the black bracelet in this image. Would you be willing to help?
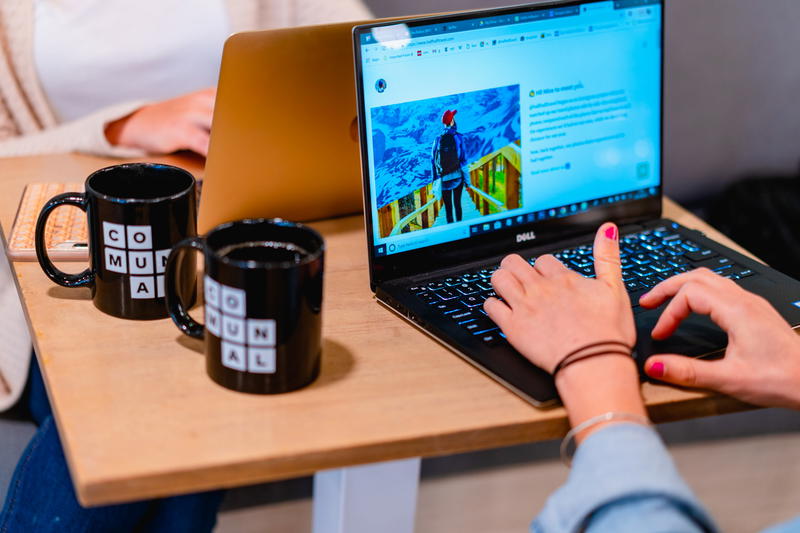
[551,340,632,376]
[552,349,634,379]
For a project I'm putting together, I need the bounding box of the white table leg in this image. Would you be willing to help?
[312,457,421,533]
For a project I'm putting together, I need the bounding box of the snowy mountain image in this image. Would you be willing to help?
[371,85,521,209]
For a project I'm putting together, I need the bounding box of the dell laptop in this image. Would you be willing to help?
[352,0,800,406]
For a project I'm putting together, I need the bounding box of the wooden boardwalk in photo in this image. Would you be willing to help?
[431,188,484,227]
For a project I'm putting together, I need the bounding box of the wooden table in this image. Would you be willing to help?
[1,154,755,527]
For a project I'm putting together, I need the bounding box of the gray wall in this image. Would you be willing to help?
[363,0,800,203]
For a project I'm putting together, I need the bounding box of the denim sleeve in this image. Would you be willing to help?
[763,516,800,533]
[532,423,719,533]
[456,133,467,167]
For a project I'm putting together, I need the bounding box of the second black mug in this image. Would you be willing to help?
[165,219,325,394]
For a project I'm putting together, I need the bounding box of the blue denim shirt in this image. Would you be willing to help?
[532,423,800,533]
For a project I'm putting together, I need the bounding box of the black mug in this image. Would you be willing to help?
[35,163,197,320]
[165,219,325,394]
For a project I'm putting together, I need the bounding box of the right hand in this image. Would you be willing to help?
[640,268,800,409]
[105,87,216,156]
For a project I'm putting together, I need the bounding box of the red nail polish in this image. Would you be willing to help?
[604,226,618,241]
[649,361,665,378]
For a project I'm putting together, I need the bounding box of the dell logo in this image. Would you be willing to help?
[516,231,537,243]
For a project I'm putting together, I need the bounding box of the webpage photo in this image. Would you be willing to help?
[359,0,662,257]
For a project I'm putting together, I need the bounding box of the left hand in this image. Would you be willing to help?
[484,223,636,373]
[484,223,646,434]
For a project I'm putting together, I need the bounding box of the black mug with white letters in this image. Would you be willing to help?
[35,163,197,320]
[165,219,324,394]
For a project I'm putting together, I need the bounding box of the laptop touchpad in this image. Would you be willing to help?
[634,309,728,365]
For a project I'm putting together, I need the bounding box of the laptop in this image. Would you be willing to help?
[198,21,369,234]
[352,0,800,406]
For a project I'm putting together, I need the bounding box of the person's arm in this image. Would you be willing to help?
[763,516,800,533]
[431,137,440,180]
[484,224,718,532]
[534,423,716,533]
[0,87,217,158]
[456,134,469,181]
[0,99,149,158]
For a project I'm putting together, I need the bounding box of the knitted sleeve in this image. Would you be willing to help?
[0,99,149,158]
[290,0,372,26]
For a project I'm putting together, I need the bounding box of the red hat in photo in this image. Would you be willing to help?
[441,109,457,125]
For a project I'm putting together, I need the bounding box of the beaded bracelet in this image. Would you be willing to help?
[560,411,652,466]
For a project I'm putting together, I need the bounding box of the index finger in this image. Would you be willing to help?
[639,268,721,309]
[650,281,712,339]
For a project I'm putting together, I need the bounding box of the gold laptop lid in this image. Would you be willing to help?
[199,22,366,233]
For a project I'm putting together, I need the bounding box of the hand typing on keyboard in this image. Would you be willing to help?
[484,223,636,374]
[485,223,647,439]
[640,269,800,410]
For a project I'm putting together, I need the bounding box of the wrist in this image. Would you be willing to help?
[556,355,647,442]
[104,110,139,147]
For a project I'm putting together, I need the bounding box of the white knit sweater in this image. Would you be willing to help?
[0,0,371,411]
[0,0,371,157]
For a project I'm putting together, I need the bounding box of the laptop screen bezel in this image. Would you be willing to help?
[353,0,665,289]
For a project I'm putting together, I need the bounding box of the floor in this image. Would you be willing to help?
[217,429,800,533]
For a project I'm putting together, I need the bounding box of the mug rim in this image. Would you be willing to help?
[206,218,325,269]
[85,163,196,204]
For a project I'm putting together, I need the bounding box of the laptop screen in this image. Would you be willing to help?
[355,0,662,259]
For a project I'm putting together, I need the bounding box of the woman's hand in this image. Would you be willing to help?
[484,223,646,437]
[640,268,800,409]
[105,87,216,156]
[484,223,636,373]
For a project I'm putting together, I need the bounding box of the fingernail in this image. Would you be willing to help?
[640,291,650,301]
[604,226,618,241]
[649,361,665,378]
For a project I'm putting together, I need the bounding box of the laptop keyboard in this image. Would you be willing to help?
[407,224,757,345]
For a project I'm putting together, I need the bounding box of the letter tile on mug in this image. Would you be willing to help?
[105,247,128,274]
[126,225,153,250]
[206,305,221,337]
[130,276,156,299]
[103,221,126,248]
[204,276,220,309]
[222,315,246,344]
[156,275,165,298]
[128,251,155,275]
[247,319,276,346]
[221,341,247,372]
[248,347,276,374]
[155,249,171,274]
[221,285,246,317]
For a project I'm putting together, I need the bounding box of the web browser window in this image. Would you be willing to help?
[357,0,662,257]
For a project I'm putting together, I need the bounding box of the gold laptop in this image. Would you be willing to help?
[198,21,367,233]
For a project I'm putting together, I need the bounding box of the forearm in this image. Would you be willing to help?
[555,355,647,443]
[533,424,718,533]
[0,100,148,158]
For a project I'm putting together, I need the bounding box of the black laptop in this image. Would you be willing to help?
[352,0,800,406]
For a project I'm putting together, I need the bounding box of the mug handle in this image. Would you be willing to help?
[34,192,94,288]
[165,236,205,339]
